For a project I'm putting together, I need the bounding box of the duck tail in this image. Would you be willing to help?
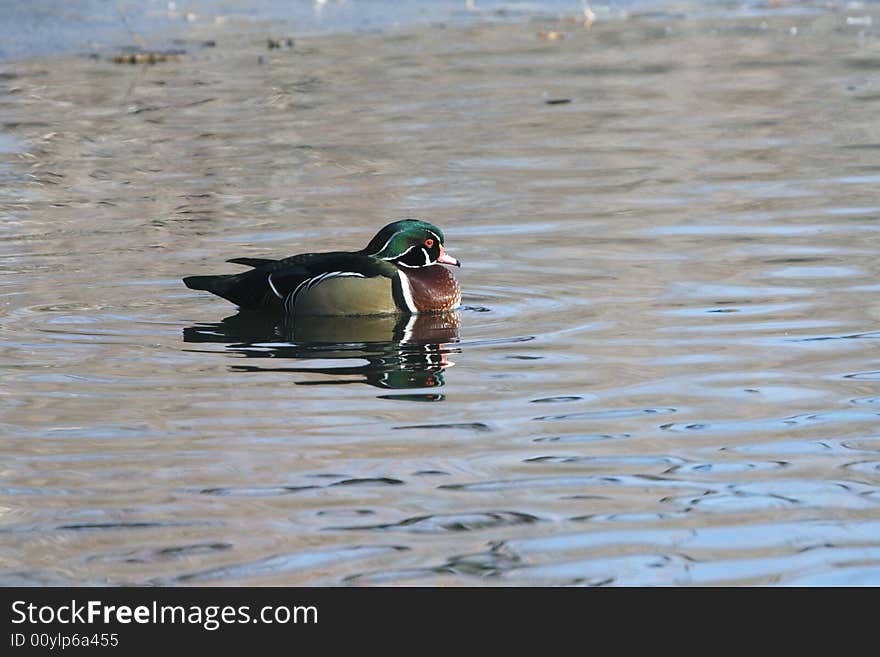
[184,270,275,309]
[183,273,236,295]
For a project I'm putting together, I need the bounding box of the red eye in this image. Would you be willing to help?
[424,238,434,248]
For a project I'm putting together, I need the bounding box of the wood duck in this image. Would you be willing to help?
[183,220,461,315]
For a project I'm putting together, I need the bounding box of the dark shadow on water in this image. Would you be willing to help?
[183,311,460,394]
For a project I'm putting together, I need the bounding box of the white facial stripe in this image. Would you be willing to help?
[381,244,418,262]
[384,244,438,267]
[396,269,418,313]
[371,228,443,259]
[368,233,395,258]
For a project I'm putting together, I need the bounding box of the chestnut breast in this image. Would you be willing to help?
[402,265,461,313]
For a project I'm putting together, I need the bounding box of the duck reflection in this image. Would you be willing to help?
[183,311,460,393]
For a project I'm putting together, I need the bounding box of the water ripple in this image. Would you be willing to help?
[534,407,677,422]
[440,474,708,493]
[325,511,540,533]
[4,7,880,587]
[172,545,408,584]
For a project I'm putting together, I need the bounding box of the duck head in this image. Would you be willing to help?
[362,219,461,269]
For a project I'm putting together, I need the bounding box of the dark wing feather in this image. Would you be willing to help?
[185,252,398,311]
[226,257,279,268]
[267,253,398,299]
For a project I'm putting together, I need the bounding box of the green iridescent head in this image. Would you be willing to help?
[362,219,460,268]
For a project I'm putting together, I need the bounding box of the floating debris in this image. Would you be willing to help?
[267,38,295,50]
[171,38,216,48]
[545,98,572,105]
[109,49,186,65]
[537,31,566,41]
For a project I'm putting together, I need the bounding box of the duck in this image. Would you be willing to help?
[183,219,461,316]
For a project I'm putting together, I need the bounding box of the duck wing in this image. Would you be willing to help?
[184,253,397,311]
[267,254,398,305]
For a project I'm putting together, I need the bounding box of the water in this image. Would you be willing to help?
[2,3,880,586]
[0,0,643,61]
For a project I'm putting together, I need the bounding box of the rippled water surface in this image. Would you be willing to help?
[2,5,880,585]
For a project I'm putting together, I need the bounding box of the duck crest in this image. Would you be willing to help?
[398,265,461,313]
